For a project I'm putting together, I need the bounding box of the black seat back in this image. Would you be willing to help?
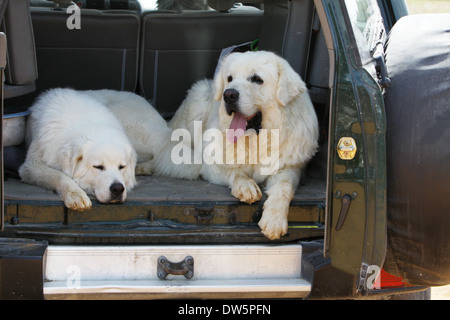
[140,9,263,117]
[30,7,140,93]
[1,0,38,99]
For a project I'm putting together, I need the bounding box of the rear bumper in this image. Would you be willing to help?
[43,244,311,300]
[44,279,311,300]
[1,240,428,300]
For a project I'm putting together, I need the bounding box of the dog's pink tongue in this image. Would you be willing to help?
[226,112,247,143]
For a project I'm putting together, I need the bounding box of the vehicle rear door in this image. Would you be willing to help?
[315,0,404,294]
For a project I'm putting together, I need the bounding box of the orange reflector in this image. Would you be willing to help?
[378,268,413,288]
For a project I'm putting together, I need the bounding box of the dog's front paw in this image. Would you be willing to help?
[258,203,288,240]
[135,160,154,176]
[63,190,92,211]
[231,177,262,204]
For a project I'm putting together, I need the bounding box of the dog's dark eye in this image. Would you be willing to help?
[93,165,105,171]
[250,74,264,85]
[119,165,125,170]
[227,75,233,83]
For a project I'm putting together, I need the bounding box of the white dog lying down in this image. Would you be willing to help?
[168,51,319,239]
[19,88,159,211]
[19,87,196,211]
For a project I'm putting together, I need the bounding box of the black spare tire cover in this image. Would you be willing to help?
[383,14,450,286]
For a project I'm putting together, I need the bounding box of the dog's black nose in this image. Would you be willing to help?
[110,182,125,196]
[223,89,239,104]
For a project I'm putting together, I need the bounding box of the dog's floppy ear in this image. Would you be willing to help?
[61,142,86,178]
[213,57,227,101]
[123,146,137,191]
[276,56,307,106]
[213,72,225,101]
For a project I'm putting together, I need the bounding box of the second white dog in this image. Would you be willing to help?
[169,51,319,239]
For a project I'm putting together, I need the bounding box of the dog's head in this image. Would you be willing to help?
[62,136,137,204]
[214,51,307,142]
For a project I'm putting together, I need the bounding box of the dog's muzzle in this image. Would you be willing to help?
[223,88,239,116]
[109,182,125,202]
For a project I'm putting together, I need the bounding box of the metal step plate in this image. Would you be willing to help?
[44,244,311,299]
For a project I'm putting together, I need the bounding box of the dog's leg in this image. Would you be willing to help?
[258,167,301,240]
[200,163,262,204]
[135,159,154,176]
[230,172,262,204]
[19,158,92,211]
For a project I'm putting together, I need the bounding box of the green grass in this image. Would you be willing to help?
[406,0,450,14]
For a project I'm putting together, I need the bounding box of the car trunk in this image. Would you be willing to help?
[1,0,330,246]
[3,173,326,244]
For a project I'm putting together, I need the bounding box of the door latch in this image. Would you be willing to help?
[337,137,357,160]
[194,207,215,225]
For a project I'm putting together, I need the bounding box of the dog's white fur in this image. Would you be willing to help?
[169,51,319,239]
[19,88,139,211]
[19,87,199,211]
[83,89,200,181]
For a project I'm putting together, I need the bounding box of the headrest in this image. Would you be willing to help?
[51,0,74,7]
[207,0,235,12]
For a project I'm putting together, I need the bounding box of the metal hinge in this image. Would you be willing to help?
[357,263,382,294]
[373,43,391,89]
